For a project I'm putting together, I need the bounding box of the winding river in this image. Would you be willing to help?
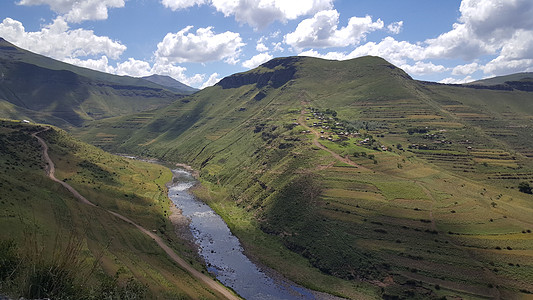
[168,169,326,300]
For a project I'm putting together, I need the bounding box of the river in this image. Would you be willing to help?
[168,169,330,300]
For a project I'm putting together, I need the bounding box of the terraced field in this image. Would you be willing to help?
[73,56,533,298]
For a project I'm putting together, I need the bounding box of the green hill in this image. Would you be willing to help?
[465,72,533,92]
[0,38,185,127]
[0,120,234,299]
[469,72,533,86]
[74,56,533,298]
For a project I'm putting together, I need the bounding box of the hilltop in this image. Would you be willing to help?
[0,38,185,127]
[76,55,533,298]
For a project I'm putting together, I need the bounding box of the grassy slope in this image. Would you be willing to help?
[75,56,533,299]
[0,38,183,127]
[0,120,224,299]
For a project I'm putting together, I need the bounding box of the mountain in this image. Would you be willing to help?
[0,38,185,127]
[142,74,198,94]
[465,72,533,91]
[469,72,533,86]
[76,56,533,298]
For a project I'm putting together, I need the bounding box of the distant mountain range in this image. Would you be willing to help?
[0,37,196,127]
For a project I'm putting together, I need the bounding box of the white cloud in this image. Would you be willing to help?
[212,0,333,29]
[0,17,126,60]
[423,0,533,61]
[284,10,384,50]
[387,21,403,34]
[483,57,533,76]
[242,52,273,69]
[63,56,116,73]
[256,42,269,52]
[439,76,474,84]
[115,58,153,77]
[347,37,425,65]
[151,62,205,86]
[272,42,284,52]
[161,0,333,29]
[298,49,347,61]
[200,72,221,88]
[17,0,125,23]
[161,0,208,10]
[459,0,533,40]
[400,61,448,76]
[155,26,244,64]
[452,62,479,75]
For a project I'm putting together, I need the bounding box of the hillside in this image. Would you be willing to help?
[74,55,533,299]
[0,38,184,127]
[142,74,199,95]
[469,72,533,86]
[0,120,231,299]
[464,72,533,92]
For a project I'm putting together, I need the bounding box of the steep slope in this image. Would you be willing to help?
[142,74,198,94]
[0,38,184,127]
[0,120,231,299]
[77,56,533,299]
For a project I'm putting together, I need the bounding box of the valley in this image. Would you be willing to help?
[1,44,533,299]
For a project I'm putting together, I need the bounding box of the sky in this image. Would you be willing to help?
[1,0,533,89]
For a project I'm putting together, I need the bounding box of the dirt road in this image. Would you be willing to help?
[32,128,240,300]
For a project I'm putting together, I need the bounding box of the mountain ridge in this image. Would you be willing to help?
[74,54,533,298]
[0,37,186,127]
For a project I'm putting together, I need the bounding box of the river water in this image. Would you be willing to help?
[168,169,324,300]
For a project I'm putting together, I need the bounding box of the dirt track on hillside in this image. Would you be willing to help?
[32,128,240,300]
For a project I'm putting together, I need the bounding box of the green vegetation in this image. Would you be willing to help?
[0,38,187,127]
[2,50,533,299]
[73,55,533,299]
[0,120,224,299]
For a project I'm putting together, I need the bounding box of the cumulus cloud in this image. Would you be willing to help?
[242,52,273,69]
[256,42,269,52]
[459,0,533,40]
[400,61,448,76]
[439,76,474,84]
[424,0,533,61]
[296,0,533,79]
[452,62,479,75]
[387,21,403,34]
[200,72,221,88]
[155,26,244,64]
[63,56,116,73]
[161,0,208,10]
[0,17,126,60]
[17,0,125,23]
[150,62,205,86]
[272,42,284,52]
[346,37,425,65]
[284,10,383,50]
[161,0,333,29]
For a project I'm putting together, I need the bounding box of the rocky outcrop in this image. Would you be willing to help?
[217,57,299,89]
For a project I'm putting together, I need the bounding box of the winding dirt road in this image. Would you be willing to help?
[32,128,240,300]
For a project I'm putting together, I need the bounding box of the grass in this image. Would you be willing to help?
[0,120,225,299]
[66,56,533,298]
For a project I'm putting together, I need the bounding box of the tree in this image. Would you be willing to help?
[518,182,532,194]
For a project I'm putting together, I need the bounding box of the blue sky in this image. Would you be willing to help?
[1,0,532,88]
